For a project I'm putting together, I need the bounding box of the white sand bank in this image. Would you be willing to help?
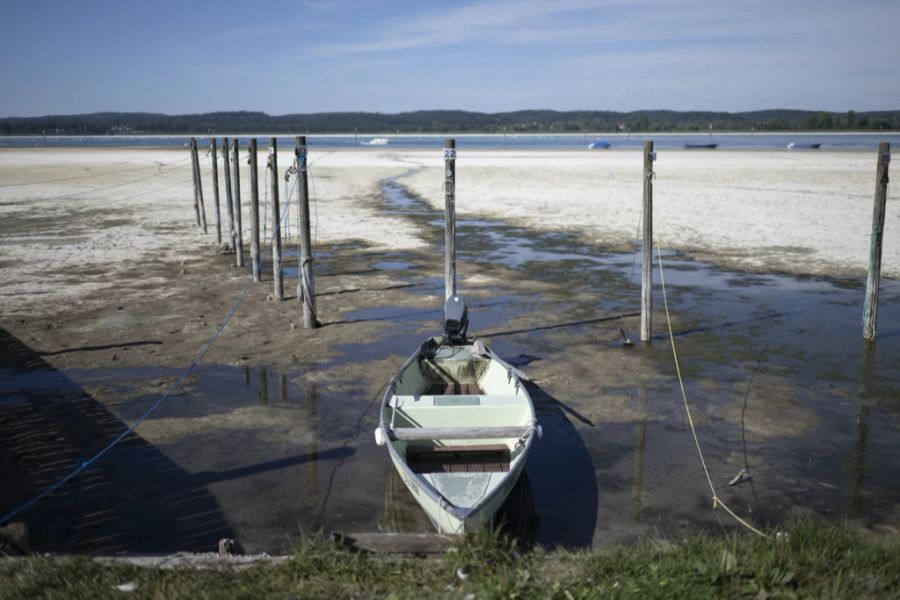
[1,147,895,313]
[397,149,897,278]
[0,148,422,310]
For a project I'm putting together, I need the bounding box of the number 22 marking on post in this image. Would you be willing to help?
[443,148,456,160]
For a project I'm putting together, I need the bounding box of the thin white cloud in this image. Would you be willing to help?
[313,0,606,57]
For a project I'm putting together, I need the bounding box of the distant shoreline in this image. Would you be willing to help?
[2,108,897,137]
[0,130,896,139]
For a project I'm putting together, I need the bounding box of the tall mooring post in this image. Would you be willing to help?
[444,138,457,299]
[295,136,317,328]
[270,138,283,300]
[249,138,261,281]
[190,138,201,226]
[189,138,207,232]
[641,141,655,343]
[222,137,235,250]
[232,138,244,267]
[210,138,222,244]
[863,142,891,340]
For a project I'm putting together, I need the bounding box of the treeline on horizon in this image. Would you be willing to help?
[0,109,897,135]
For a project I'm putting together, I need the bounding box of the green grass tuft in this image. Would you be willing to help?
[1,519,898,599]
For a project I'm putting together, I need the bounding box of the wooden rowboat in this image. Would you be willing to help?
[375,329,540,534]
[374,139,540,534]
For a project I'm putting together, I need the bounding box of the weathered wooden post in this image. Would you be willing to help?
[210,138,222,244]
[295,136,317,328]
[190,138,201,226]
[641,141,655,344]
[232,138,244,267]
[249,138,261,281]
[444,138,457,299]
[270,138,283,300]
[863,142,891,340]
[221,137,235,250]
[194,139,208,234]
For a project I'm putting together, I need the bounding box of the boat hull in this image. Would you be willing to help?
[376,338,538,534]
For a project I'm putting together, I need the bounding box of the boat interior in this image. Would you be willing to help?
[386,344,532,478]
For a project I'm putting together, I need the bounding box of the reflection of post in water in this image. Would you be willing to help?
[306,382,318,511]
[242,365,250,386]
[849,405,869,516]
[850,342,876,515]
[632,385,648,518]
[258,367,269,405]
[279,372,288,405]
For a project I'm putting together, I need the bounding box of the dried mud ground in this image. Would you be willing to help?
[1,147,899,556]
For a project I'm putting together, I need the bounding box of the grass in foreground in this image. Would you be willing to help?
[1,519,898,599]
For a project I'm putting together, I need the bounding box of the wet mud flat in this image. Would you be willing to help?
[2,171,900,555]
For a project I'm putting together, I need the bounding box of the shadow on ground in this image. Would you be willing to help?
[0,326,238,554]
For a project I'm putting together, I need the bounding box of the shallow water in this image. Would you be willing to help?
[2,170,899,552]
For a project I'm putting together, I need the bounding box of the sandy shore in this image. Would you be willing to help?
[1,146,896,313]
[396,149,897,278]
[0,148,423,312]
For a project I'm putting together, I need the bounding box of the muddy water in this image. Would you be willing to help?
[375,171,900,545]
[3,172,899,553]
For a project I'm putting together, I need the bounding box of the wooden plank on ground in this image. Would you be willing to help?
[332,531,454,555]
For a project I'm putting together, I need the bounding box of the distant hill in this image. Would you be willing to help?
[0,109,897,135]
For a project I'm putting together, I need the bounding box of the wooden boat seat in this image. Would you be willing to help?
[406,444,510,474]
[392,394,521,408]
[388,424,532,441]
[425,382,483,395]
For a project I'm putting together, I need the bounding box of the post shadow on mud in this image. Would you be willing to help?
[0,326,239,554]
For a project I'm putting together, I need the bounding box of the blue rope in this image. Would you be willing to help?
[1,191,294,526]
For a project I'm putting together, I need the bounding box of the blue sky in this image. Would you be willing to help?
[2,0,898,117]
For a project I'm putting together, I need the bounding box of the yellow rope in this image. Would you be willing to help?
[656,244,769,539]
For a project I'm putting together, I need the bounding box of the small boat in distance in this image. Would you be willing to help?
[683,143,718,149]
[589,140,611,149]
[786,142,822,150]
[365,137,391,145]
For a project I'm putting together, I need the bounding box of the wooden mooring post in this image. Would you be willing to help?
[641,140,655,343]
[232,138,244,267]
[189,138,207,233]
[222,137,235,250]
[444,138,457,299]
[189,138,200,226]
[295,136,317,328]
[210,138,222,244]
[863,142,891,340]
[249,138,261,281]
[270,138,283,300]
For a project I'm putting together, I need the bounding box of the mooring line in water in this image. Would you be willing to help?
[656,243,769,539]
[316,379,389,523]
[0,192,296,527]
